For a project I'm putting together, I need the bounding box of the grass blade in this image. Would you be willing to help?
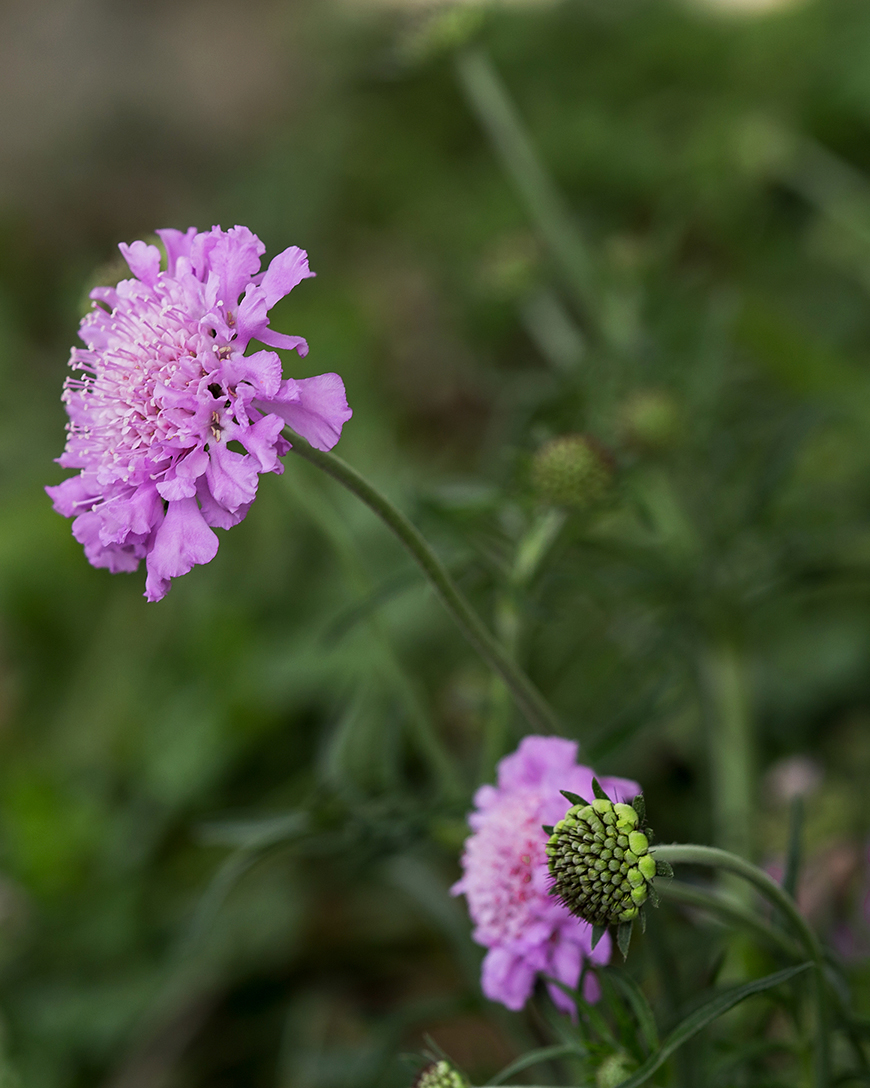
[612,963,812,1088]
[485,1043,584,1086]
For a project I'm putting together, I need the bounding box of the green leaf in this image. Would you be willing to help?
[485,1042,584,1086]
[617,921,633,960]
[632,794,646,824]
[612,963,812,1088]
[561,790,588,806]
[592,778,610,801]
[542,824,555,834]
[591,923,607,950]
[655,859,674,879]
[602,966,660,1055]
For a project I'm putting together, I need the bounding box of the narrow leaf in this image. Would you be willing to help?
[561,790,588,806]
[632,794,646,823]
[602,966,660,1055]
[592,778,610,801]
[485,1043,584,1086]
[783,796,804,901]
[655,860,674,879]
[542,824,555,835]
[591,923,607,950]
[613,963,812,1088]
[617,921,634,960]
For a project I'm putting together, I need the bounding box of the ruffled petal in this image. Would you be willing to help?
[221,349,283,399]
[235,412,286,473]
[205,441,260,511]
[144,497,218,601]
[480,947,536,1012]
[97,483,162,544]
[196,479,251,529]
[72,511,145,572]
[255,373,352,452]
[496,735,579,792]
[191,225,265,303]
[45,475,98,517]
[156,227,197,276]
[259,245,314,309]
[119,240,161,286]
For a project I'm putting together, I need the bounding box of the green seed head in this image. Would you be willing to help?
[531,434,614,509]
[548,792,657,928]
[596,1053,638,1088]
[413,1061,469,1088]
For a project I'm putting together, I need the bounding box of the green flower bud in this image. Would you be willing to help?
[531,434,614,509]
[547,784,663,950]
[620,389,680,452]
[413,1061,469,1088]
[596,1052,638,1088]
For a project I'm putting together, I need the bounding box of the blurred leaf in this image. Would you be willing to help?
[614,963,812,1088]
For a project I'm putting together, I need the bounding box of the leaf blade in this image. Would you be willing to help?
[613,963,813,1088]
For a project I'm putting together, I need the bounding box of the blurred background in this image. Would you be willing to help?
[6,0,870,1083]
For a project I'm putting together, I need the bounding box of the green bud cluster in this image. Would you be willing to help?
[531,434,613,509]
[413,1061,469,1088]
[547,795,654,927]
[620,389,680,452]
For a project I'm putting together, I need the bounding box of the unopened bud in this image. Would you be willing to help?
[547,782,670,956]
[413,1060,469,1088]
[597,1053,637,1088]
[620,390,680,452]
[531,434,613,509]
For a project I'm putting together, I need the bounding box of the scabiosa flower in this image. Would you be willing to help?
[46,226,352,601]
[452,735,639,1014]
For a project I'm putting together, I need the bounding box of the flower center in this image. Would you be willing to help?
[63,285,229,485]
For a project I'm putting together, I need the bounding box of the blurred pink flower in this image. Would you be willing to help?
[452,734,639,1014]
[47,226,351,600]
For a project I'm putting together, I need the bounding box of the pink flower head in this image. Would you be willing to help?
[452,735,639,1014]
[46,226,352,601]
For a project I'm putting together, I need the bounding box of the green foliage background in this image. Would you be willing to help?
[4,0,870,1084]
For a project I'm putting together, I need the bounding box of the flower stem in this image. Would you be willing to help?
[484,509,566,778]
[699,641,755,865]
[652,843,830,1088]
[286,432,562,737]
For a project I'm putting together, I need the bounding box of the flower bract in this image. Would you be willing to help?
[452,735,639,1014]
[46,226,352,601]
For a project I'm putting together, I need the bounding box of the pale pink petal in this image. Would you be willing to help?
[481,947,536,1011]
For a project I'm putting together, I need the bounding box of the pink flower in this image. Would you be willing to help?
[452,735,639,1014]
[46,226,351,600]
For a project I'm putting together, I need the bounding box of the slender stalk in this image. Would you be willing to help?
[484,510,566,777]
[652,843,830,1088]
[284,467,458,794]
[455,48,597,323]
[286,431,562,737]
[699,641,754,864]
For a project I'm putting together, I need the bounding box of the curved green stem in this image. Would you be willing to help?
[286,432,562,737]
[652,843,830,1088]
